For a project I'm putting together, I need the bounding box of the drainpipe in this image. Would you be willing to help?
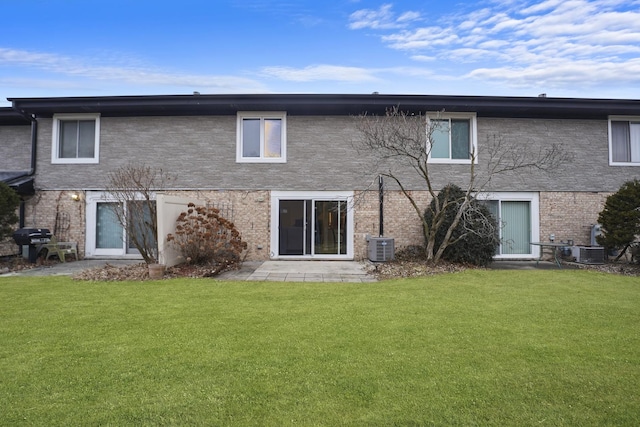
[22,117,37,227]
[378,175,384,237]
[28,116,37,178]
[15,114,37,228]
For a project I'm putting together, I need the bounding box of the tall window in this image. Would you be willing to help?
[478,192,539,259]
[609,118,640,165]
[428,114,477,163]
[86,191,157,258]
[52,114,100,164]
[237,112,286,163]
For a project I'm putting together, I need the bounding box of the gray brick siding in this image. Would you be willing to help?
[0,125,31,171]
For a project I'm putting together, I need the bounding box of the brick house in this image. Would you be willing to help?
[2,94,639,262]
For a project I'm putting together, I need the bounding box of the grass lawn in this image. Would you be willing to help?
[1,270,639,426]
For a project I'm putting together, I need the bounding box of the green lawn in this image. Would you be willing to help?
[1,270,639,426]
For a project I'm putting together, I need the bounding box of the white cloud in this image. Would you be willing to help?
[468,57,640,87]
[260,65,380,82]
[0,47,268,93]
[349,4,421,30]
[349,0,640,91]
[410,55,436,62]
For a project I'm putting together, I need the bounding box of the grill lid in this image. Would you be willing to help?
[12,228,52,245]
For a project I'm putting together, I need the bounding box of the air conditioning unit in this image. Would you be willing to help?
[368,237,395,262]
[571,246,605,264]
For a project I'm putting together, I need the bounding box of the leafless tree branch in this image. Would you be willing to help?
[105,163,176,264]
[353,107,573,264]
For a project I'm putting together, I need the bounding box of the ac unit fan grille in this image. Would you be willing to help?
[368,238,395,262]
[572,246,605,264]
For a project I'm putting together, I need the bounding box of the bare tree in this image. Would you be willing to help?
[105,163,175,264]
[354,107,572,264]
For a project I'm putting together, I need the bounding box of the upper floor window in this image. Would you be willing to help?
[236,112,286,163]
[428,113,477,163]
[609,117,640,165]
[52,113,100,164]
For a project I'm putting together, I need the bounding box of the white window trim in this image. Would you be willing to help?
[236,111,287,163]
[270,191,354,260]
[51,113,100,164]
[86,192,125,258]
[85,191,155,259]
[608,115,640,166]
[476,192,540,260]
[427,112,478,164]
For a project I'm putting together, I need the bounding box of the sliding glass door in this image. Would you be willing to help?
[272,191,353,259]
[86,191,158,258]
[278,199,347,256]
[481,193,539,258]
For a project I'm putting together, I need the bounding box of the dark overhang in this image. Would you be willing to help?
[0,171,34,196]
[8,93,640,120]
[0,107,31,125]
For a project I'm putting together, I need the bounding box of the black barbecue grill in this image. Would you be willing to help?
[13,228,52,263]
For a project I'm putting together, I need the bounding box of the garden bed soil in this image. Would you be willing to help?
[2,255,639,281]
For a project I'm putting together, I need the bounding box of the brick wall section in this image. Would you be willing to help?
[23,189,271,261]
[476,118,619,192]
[163,190,272,261]
[22,190,86,255]
[539,192,610,246]
[353,190,433,259]
[22,188,615,262]
[0,125,31,171]
[34,116,372,192]
[34,115,634,194]
[381,191,431,250]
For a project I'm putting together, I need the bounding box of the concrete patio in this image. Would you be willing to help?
[1,258,568,281]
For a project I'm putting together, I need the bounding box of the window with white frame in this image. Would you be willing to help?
[236,112,286,163]
[477,192,540,259]
[609,117,640,165]
[85,191,156,258]
[428,113,477,163]
[51,113,100,164]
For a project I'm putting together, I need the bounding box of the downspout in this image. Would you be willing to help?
[22,117,37,227]
[28,116,37,179]
[16,114,37,228]
[378,175,384,237]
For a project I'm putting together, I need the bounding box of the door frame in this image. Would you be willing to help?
[85,190,151,259]
[476,192,540,259]
[270,191,354,260]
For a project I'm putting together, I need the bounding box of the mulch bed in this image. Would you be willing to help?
[2,255,639,281]
[71,262,239,281]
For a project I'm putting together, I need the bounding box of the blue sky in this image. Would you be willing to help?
[1,0,639,105]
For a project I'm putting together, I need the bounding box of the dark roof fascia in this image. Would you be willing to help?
[0,171,34,196]
[0,107,31,125]
[8,94,640,120]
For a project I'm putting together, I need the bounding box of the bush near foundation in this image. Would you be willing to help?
[0,182,20,241]
[423,184,499,267]
[167,203,247,271]
[597,179,640,262]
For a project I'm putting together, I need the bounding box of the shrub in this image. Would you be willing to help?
[597,179,640,261]
[394,245,427,261]
[423,184,499,267]
[167,203,247,271]
[0,182,20,241]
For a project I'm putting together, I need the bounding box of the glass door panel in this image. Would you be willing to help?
[483,200,500,255]
[314,201,347,255]
[279,200,305,255]
[126,201,155,255]
[96,202,123,249]
[501,201,531,255]
[278,199,348,256]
